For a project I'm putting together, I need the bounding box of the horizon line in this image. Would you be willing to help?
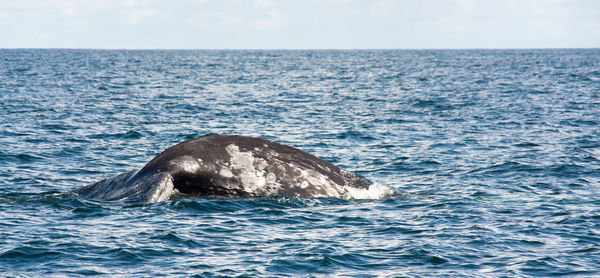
[2,47,599,51]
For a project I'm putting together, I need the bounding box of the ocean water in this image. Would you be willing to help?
[1,49,599,277]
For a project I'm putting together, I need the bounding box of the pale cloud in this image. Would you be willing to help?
[368,0,398,17]
[0,0,597,48]
[183,0,286,30]
[39,0,107,16]
[523,0,564,16]
[127,9,158,25]
[53,0,77,16]
[251,0,285,29]
[456,0,476,13]
[253,0,274,10]
[531,19,567,37]
[251,9,285,29]
[124,0,137,8]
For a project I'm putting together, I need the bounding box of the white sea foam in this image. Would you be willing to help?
[344,183,395,200]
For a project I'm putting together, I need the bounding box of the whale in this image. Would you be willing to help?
[74,135,390,204]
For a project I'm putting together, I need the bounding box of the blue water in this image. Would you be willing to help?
[1,49,599,277]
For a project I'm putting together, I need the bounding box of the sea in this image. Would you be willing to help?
[1,49,599,277]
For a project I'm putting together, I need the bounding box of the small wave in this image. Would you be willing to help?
[1,152,44,163]
[89,130,143,140]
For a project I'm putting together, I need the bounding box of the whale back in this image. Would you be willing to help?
[140,135,372,198]
[75,135,377,203]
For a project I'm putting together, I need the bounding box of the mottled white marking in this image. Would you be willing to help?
[148,174,174,203]
[225,144,279,195]
[225,144,238,154]
[256,159,267,171]
[266,172,276,184]
[219,168,233,178]
[304,169,327,186]
[169,156,200,173]
[326,186,340,198]
[220,143,389,200]
[300,180,309,189]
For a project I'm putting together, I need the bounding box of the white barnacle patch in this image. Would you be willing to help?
[304,169,327,186]
[225,143,279,195]
[255,159,268,171]
[169,156,200,173]
[296,168,343,198]
[300,180,309,189]
[326,186,340,197]
[225,144,239,155]
[266,172,276,184]
[219,167,233,178]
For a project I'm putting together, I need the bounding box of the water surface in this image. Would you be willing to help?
[1,49,599,277]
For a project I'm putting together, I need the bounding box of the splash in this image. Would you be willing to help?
[344,183,395,200]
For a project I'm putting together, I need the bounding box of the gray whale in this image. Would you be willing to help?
[75,135,390,204]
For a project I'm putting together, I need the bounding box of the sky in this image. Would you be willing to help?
[0,0,598,49]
